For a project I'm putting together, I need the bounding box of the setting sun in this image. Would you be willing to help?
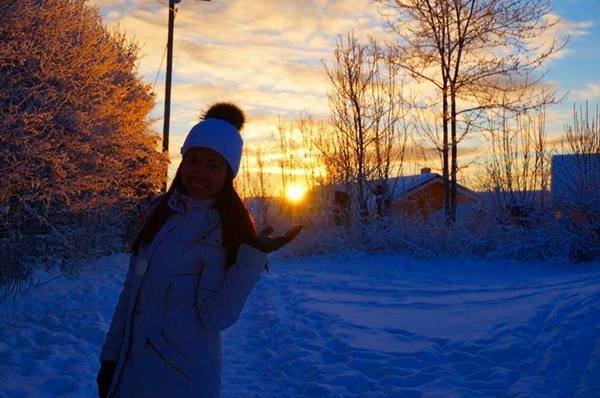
[285,185,306,203]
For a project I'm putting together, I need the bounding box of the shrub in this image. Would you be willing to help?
[0,0,167,295]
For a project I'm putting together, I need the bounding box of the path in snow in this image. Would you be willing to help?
[1,252,599,397]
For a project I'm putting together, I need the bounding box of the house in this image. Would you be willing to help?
[385,168,479,218]
[316,168,478,221]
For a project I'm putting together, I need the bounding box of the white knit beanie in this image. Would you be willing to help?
[180,118,244,177]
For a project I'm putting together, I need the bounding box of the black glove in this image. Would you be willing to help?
[246,225,303,254]
[96,360,117,398]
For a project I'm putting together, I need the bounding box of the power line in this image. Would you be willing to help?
[153,43,168,91]
[152,2,178,91]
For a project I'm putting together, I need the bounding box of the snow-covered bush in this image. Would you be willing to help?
[552,105,600,262]
[269,194,579,265]
[0,0,167,295]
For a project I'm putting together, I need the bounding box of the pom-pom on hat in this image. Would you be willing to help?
[204,102,245,130]
[180,103,245,177]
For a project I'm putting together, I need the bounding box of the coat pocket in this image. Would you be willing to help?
[165,257,205,309]
[144,328,192,381]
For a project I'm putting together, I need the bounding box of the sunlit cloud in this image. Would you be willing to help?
[88,0,598,193]
[91,0,125,8]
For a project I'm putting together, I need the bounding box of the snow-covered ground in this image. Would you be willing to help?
[1,252,599,397]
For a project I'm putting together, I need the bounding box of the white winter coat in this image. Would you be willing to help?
[99,188,267,398]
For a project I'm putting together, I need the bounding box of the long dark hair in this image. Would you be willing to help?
[130,161,256,269]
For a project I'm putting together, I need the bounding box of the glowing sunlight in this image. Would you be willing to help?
[285,184,306,203]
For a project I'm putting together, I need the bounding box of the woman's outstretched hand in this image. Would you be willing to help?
[246,225,303,254]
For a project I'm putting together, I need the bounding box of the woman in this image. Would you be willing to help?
[96,103,302,398]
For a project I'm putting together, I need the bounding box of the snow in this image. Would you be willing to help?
[1,252,600,397]
[385,173,438,197]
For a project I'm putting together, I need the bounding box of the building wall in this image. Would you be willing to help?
[551,154,600,209]
[393,181,475,218]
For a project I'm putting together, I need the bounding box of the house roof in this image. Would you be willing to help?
[386,173,478,201]
[386,173,438,197]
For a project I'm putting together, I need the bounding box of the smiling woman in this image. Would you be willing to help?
[98,103,302,398]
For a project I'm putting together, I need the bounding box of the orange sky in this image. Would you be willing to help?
[91,0,599,195]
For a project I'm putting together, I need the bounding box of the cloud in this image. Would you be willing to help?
[572,81,600,101]
[89,0,125,8]
[533,13,594,60]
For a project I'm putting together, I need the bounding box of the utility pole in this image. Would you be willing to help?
[162,0,211,192]
[161,0,178,192]
[162,0,178,156]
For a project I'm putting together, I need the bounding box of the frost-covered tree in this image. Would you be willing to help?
[0,0,167,293]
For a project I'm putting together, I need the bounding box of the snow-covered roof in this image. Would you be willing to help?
[384,173,438,199]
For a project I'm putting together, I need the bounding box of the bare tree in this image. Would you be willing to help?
[323,31,408,219]
[565,102,600,155]
[325,31,376,217]
[312,119,353,189]
[296,114,328,191]
[369,43,411,213]
[554,103,600,211]
[253,148,273,226]
[276,117,296,199]
[554,102,600,261]
[238,145,252,200]
[377,0,564,222]
[237,145,273,227]
[481,105,552,218]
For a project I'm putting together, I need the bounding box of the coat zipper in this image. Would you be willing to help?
[144,338,191,380]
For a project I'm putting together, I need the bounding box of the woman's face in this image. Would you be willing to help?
[180,147,229,200]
